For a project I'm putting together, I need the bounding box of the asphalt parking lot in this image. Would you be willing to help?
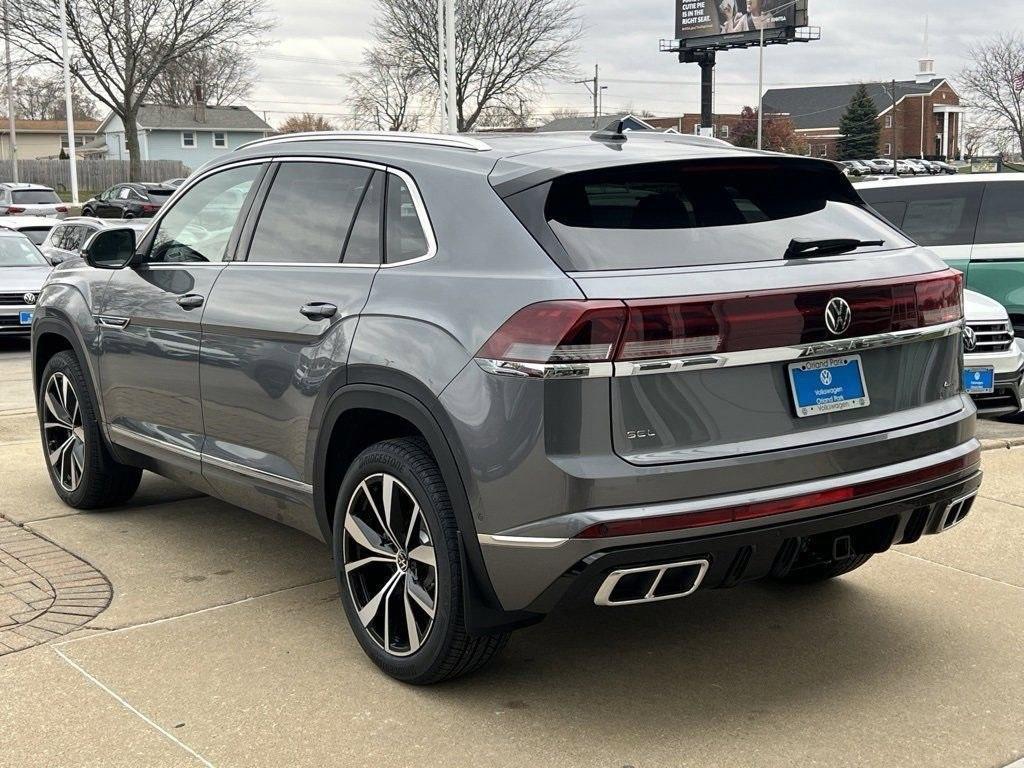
[1,335,1023,768]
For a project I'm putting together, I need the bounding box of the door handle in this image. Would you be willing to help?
[176,294,205,310]
[300,302,338,320]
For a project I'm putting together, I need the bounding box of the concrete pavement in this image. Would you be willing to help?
[1,340,1023,767]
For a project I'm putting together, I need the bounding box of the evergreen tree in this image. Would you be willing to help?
[838,84,882,160]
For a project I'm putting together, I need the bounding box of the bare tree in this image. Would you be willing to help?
[547,107,581,121]
[12,0,272,179]
[13,72,98,120]
[149,44,256,106]
[958,33,1024,157]
[345,47,424,131]
[372,0,581,131]
[278,113,337,133]
[474,102,534,129]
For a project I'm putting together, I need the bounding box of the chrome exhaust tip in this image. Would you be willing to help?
[594,559,710,607]
[940,492,976,531]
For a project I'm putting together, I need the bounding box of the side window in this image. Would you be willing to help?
[102,186,118,201]
[385,174,430,263]
[247,162,371,264]
[976,183,1024,245]
[149,164,262,264]
[342,171,383,264]
[62,226,84,253]
[48,225,67,249]
[863,184,980,247]
[870,200,907,229]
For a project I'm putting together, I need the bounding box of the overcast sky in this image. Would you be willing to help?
[251,0,1017,129]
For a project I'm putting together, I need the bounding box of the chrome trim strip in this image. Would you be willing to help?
[202,453,313,495]
[236,131,492,153]
[474,358,614,379]
[94,315,130,329]
[475,321,962,380]
[594,559,710,607]
[477,534,569,549]
[108,425,200,460]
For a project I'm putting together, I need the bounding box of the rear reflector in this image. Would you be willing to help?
[476,270,963,365]
[575,449,981,539]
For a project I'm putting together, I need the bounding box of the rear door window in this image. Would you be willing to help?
[860,183,981,247]
[248,161,371,264]
[976,182,1024,245]
[537,159,909,271]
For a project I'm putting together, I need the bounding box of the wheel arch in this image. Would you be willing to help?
[32,315,106,425]
[313,380,542,634]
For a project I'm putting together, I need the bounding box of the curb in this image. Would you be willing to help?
[980,437,1024,452]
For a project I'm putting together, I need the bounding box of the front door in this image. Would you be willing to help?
[198,160,383,534]
[97,162,266,482]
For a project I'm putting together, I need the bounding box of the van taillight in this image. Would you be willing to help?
[476,270,963,365]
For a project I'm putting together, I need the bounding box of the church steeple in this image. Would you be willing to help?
[917,12,936,83]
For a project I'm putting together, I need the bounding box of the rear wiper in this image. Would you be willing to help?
[785,238,885,259]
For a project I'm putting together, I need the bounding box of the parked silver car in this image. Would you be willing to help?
[0,215,59,247]
[0,229,50,336]
[0,183,69,218]
[963,290,1024,417]
[40,217,151,264]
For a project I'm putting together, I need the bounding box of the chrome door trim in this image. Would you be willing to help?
[94,315,130,329]
[108,424,201,460]
[202,453,313,495]
[475,320,962,379]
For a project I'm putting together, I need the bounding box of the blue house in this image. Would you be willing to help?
[96,104,272,171]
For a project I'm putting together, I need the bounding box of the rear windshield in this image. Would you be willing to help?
[145,187,174,198]
[18,227,52,245]
[12,190,60,204]
[538,160,908,271]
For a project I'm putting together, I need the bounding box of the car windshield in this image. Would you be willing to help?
[11,189,60,204]
[0,236,48,266]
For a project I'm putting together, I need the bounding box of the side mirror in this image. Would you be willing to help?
[83,228,136,270]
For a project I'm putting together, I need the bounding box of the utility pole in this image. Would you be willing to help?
[444,0,456,134]
[756,25,765,149]
[574,65,600,129]
[59,0,78,203]
[890,78,898,175]
[3,0,17,182]
[436,0,446,132]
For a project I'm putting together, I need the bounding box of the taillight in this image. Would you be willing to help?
[476,270,963,367]
[476,300,627,363]
[142,204,158,213]
[55,205,68,213]
[575,449,980,538]
[7,206,25,214]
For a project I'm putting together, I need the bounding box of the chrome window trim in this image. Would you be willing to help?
[475,320,962,379]
[235,130,491,153]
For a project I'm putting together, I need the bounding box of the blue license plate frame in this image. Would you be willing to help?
[788,355,870,418]
[962,367,995,394]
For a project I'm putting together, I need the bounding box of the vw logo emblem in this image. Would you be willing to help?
[820,369,833,386]
[962,325,977,353]
[22,292,37,305]
[825,297,852,336]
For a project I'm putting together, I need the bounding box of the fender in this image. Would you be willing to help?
[313,380,543,634]
[31,312,107,425]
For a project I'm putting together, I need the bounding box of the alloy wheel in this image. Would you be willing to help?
[342,473,438,657]
[42,372,85,492]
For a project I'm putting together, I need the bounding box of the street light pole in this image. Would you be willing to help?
[59,0,78,204]
[444,0,456,134]
[436,0,445,132]
[756,25,765,150]
[3,0,17,182]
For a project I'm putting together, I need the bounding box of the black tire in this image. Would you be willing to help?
[81,206,93,217]
[776,553,874,584]
[332,437,509,684]
[38,351,142,509]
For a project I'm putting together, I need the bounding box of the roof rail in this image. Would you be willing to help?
[234,130,492,153]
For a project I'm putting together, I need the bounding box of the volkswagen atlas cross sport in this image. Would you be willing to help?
[31,129,980,684]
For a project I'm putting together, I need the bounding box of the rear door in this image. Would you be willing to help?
[970,180,1024,332]
[197,159,382,534]
[97,162,266,482]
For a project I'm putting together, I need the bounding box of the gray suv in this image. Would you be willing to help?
[31,130,981,683]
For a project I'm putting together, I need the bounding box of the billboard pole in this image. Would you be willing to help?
[698,50,715,135]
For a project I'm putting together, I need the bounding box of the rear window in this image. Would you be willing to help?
[859,183,982,247]
[538,160,908,271]
[12,190,60,204]
[145,187,174,198]
[19,227,52,245]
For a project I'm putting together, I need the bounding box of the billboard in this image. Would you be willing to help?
[676,0,808,42]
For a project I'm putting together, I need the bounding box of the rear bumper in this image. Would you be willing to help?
[524,466,982,614]
[478,439,981,612]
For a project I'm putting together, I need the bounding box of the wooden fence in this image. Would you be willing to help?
[0,159,190,192]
